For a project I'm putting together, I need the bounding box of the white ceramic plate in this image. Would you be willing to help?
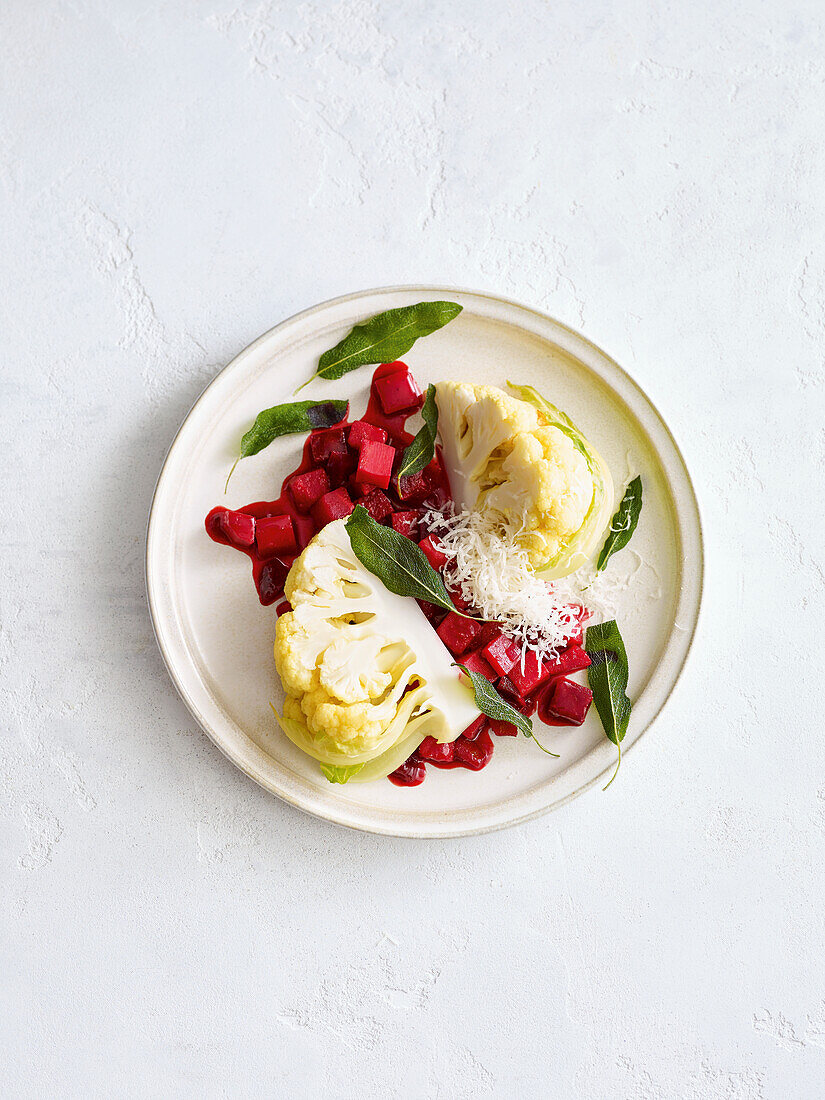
[146,286,702,837]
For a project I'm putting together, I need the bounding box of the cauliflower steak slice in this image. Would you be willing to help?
[273,519,479,771]
[435,380,613,577]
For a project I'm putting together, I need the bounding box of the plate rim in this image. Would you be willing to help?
[146,283,704,838]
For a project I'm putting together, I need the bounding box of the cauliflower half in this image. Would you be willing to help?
[273,519,479,775]
[435,381,614,577]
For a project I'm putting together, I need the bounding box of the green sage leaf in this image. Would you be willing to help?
[297,301,462,391]
[455,663,533,737]
[226,399,348,490]
[320,762,365,784]
[596,476,643,571]
[585,619,632,788]
[345,505,459,614]
[398,384,438,478]
[454,663,560,756]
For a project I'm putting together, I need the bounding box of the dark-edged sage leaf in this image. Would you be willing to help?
[398,384,438,478]
[345,505,463,615]
[320,762,364,784]
[296,301,462,391]
[454,663,560,756]
[596,476,643,571]
[585,619,631,788]
[225,399,348,490]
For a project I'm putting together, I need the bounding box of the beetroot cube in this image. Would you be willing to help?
[540,677,593,726]
[460,714,487,742]
[417,736,455,764]
[375,369,423,414]
[219,509,255,548]
[506,650,554,696]
[436,611,485,656]
[489,718,518,737]
[359,488,394,523]
[454,727,494,769]
[460,650,496,682]
[395,469,431,504]
[348,420,387,449]
[311,487,354,527]
[498,677,539,716]
[391,510,420,539]
[326,450,357,488]
[481,632,521,677]
[418,534,448,571]
[449,587,474,613]
[288,468,329,512]
[356,440,395,489]
[416,599,447,627]
[257,557,289,605]
[544,645,592,677]
[309,427,348,465]
[255,514,296,557]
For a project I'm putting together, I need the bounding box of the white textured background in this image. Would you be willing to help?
[2,2,824,1097]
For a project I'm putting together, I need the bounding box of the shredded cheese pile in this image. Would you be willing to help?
[422,506,590,661]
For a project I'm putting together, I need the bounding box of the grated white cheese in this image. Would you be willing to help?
[421,505,595,662]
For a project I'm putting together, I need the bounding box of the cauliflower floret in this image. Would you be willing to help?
[435,380,612,576]
[273,519,479,770]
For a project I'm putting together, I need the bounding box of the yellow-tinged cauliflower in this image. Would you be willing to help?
[435,381,614,577]
[273,519,479,775]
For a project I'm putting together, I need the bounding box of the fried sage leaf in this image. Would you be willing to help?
[398,384,438,478]
[226,399,348,490]
[585,619,631,788]
[596,476,643,571]
[296,301,462,390]
[345,506,459,614]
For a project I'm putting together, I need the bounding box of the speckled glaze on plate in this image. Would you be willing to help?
[146,286,703,837]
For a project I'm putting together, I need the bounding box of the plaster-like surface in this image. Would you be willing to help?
[2,2,824,1096]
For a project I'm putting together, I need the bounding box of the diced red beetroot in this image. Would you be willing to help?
[454,727,494,769]
[356,440,395,489]
[375,368,423,414]
[275,599,292,617]
[543,645,592,677]
[436,611,485,656]
[257,558,289,605]
[498,677,539,716]
[459,650,496,682]
[417,736,455,764]
[449,588,474,613]
[388,753,427,786]
[418,534,448,571]
[395,468,431,504]
[255,514,296,557]
[289,468,329,512]
[391,510,420,539]
[219,509,256,548]
[506,650,555,696]
[460,714,487,741]
[311,487,354,527]
[326,450,357,488]
[417,598,447,627]
[539,677,593,726]
[489,718,518,737]
[481,633,521,677]
[359,489,394,523]
[348,420,387,449]
[309,426,348,465]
